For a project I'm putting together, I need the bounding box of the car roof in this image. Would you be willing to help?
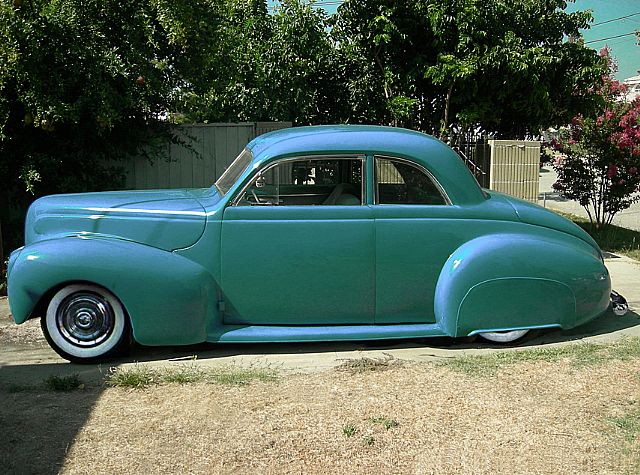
[246,125,486,205]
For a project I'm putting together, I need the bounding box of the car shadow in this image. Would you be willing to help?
[0,362,106,475]
[118,307,640,363]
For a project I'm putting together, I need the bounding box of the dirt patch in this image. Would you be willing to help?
[0,297,45,346]
[2,358,638,474]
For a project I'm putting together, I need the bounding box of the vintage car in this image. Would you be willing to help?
[7,125,614,362]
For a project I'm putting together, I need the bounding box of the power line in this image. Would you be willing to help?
[592,12,640,27]
[600,35,638,48]
[585,31,638,44]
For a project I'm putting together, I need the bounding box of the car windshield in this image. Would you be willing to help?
[214,148,254,195]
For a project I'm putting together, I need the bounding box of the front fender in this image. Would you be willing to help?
[434,233,610,337]
[8,236,217,345]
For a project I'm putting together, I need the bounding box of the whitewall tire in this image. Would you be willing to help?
[478,329,530,343]
[43,284,129,362]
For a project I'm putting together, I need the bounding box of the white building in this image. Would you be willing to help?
[622,73,640,102]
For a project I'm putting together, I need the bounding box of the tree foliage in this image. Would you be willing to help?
[0,0,225,250]
[552,50,640,229]
[332,0,604,135]
[177,0,340,125]
[0,0,612,256]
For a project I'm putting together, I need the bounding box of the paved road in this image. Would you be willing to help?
[1,251,639,386]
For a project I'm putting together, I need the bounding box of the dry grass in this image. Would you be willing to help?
[335,352,404,373]
[440,338,640,376]
[106,363,278,389]
[44,374,84,392]
[2,355,639,475]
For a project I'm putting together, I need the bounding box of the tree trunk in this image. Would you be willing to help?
[441,84,453,139]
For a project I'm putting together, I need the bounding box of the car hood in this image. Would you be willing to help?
[25,189,208,251]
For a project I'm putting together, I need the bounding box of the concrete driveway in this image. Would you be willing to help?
[1,253,639,387]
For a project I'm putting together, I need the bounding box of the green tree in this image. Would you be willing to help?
[552,50,640,229]
[0,0,613,261]
[0,0,226,254]
[178,0,340,125]
[331,0,604,136]
[331,0,436,128]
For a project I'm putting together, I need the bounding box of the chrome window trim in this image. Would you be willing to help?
[373,155,452,206]
[231,155,367,207]
[215,148,254,196]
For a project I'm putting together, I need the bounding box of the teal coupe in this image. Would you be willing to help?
[7,125,612,361]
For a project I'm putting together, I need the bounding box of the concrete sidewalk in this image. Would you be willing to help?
[538,165,640,232]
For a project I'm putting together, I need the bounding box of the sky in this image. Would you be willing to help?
[567,0,640,80]
[268,0,640,80]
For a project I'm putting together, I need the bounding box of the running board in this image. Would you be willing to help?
[208,323,447,343]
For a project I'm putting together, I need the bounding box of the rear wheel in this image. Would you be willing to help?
[478,329,530,343]
[42,284,129,362]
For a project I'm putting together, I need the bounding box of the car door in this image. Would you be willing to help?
[373,155,467,324]
[220,156,375,325]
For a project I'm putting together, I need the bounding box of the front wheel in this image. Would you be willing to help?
[478,329,530,343]
[42,284,129,362]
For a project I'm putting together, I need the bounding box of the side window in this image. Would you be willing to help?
[237,158,363,206]
[376,157,447,205]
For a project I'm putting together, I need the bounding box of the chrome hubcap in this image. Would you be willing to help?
[56,292,114,347]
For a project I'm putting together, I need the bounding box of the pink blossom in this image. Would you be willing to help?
[630,167,638,175]
[619,135,634,149]
[549,138,564,152]
[609,80,628,95]
[607,164,618,179]
[619,109,638,129]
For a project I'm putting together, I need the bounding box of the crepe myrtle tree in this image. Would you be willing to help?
[551,50,640,228]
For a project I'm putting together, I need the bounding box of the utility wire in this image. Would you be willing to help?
[592,12,640,27]
[585,31,638,44]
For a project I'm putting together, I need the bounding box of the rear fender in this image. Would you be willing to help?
[8,236,217,345]
[434,233,609,337]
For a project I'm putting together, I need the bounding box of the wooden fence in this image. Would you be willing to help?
[123,122,291,189]
[488,140,541,203]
